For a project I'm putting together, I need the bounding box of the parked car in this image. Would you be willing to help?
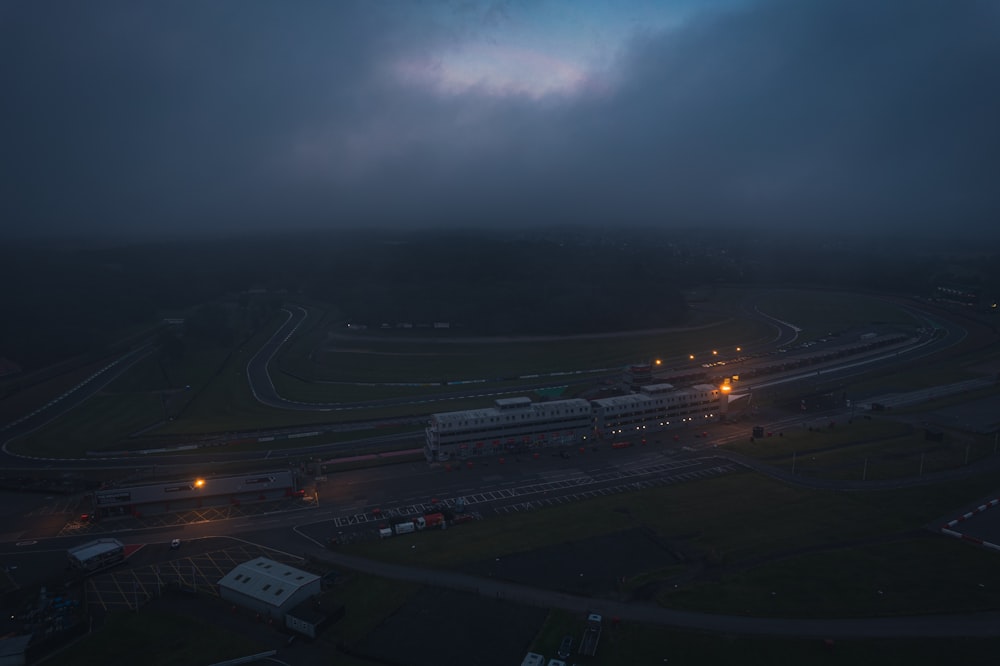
[557,635,574,659]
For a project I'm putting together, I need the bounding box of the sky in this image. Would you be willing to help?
[2,0,998,240]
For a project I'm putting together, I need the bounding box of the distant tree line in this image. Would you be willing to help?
[0,238,285,372]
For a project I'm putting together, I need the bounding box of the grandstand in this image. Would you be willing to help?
[424,384,726,461]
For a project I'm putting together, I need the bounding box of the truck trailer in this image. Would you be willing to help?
[416,513,446,530]
[68,538,125,572]
[393,521,416,535]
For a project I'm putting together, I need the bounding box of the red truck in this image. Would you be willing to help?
[416,513,446,530]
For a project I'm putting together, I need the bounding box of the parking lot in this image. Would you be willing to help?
[85,542,307,613]
[324,457,735,529]
[295,456,738,550]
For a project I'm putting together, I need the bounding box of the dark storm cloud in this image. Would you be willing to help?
[1,0,432,234]
[597,0,1000,232]
[2,0,998,239]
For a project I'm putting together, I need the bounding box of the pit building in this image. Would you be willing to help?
[89,470,298,519]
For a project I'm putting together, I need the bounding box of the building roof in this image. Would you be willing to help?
[640,383,676,394]
[495,396,533,409]
[592,384,719,410]
[94,470,295,507]
[68,538,123,562]
[218,557,319,608]
[431,398,591,427]
[591,393,653,409]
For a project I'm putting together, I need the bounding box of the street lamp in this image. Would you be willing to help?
[194,478,205,489]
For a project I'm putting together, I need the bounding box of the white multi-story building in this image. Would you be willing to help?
[424,397,592,461]
[591,383,722,439]
[424,384,729,461]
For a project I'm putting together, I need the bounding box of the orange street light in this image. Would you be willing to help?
[712,350,718,355]
[689,354,695,360]
[654,359,662,366]
[194,478,205,488]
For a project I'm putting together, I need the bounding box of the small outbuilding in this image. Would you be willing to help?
[285,598,344,638]
[218,557,320,621]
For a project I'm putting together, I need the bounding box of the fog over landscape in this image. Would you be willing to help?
[6,5,1000,665]
[3,0,998,240]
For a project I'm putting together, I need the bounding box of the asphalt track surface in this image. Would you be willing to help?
[247,295,961,412]
[0,292,964,469]
[239,303,1000,639]
[3,293,1000,639]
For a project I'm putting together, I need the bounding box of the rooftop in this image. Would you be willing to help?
[218,557,319,607]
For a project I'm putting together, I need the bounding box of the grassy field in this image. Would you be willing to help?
[8,341,252,456]
[665,535,1000,617]
[0,355,122,423]
[43,461,1000,665]
[531,609,1000,666]
[1,287,970,458]
[326,461,1000,664]
[44,609,267,666]
[142,425,424,458]
[271,372,592,402]
[340,468,1000,616]
[842,363,982,397]
[328,573,420,644]
[267,288,928,401]
[751,289,920,338]
[723,418,1000,480]
[9,391,166,457]
[6,291,995,663]
[304,318,760,383]
[268,287,925,402]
